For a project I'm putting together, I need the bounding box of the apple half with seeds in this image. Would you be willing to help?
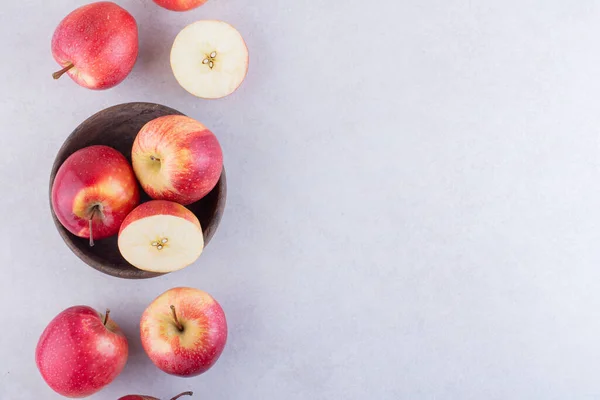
[118,200,204,273]
[171,20,249,99]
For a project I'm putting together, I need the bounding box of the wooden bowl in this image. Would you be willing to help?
[49,102,227,279]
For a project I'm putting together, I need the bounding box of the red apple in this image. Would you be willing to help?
[153,0,207,11]
[118,200,204,273]
[171,20,249,99]
[52,145,140,246]
[140,287,227,377]
[119,391,193,400]
[132,115,223,205]
[35,306,129,397]
[51,1,139,90]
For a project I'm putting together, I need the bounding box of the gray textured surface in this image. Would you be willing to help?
[1,0,600,398]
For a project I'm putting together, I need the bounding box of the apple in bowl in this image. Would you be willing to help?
[171,20,249,99]
[51,145,140,246]
[51,1,139,90]
[140,287,227,377]
[49,102,227,279]
[132,115,223,205]
[35,306,128,397]
[118,200,204,273]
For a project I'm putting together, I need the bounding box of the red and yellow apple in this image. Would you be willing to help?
[140,287,227,377]
[132,115,223,205]
[118,200,204,273]
[51,145,140,246]
[119,392,193,400]
[51,1,139,90]
[171,20,249,99]
[35,306,128,397]
[153,0,207,11]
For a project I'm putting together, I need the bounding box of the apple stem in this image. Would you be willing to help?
[52,63,74,80]
[170,392,193,400]
[103,309,110,326]
[88,205,102,247]
[89,218,95,247]
[170,305,184,332]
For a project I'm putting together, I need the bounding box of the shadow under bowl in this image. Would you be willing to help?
[49,102,227,279]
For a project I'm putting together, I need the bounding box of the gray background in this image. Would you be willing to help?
[1,0,599,398]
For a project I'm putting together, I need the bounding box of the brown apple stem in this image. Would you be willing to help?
[170,392,193,400]
[89,218,95,247]
[52,63,74,80]
[88,205,101,247]
[170,305,184,331]
[103,309,110,326]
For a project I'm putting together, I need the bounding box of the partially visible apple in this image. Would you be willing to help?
[52,1,139,90]
[119,391,193,400]
[153,0,207,11]
[35,306,128,397]
[118,200,204,273]
[132,115,223,205]
[52,145,140,246]
[140,287,227,377]
[171,20,249,99]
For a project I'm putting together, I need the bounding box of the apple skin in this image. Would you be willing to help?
[153,0,207,11]
[52,145,140,241]
[132,115,223,205]
[51,1,138,90]
[140,287,227,377]
[35,306,129,398]
[119,392,193,400]
[119,200,200,234]
[119,397,158,400]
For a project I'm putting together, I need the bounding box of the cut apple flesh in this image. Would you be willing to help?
[118,215,204,273]
[171,20,249,99]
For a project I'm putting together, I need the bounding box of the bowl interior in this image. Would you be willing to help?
[49,102,226,279]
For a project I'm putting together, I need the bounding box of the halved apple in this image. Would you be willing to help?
[170,20,249,99]
[118,200,204,273]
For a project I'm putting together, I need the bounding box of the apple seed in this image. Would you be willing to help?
[202,51,218,70]
[151,237,169,251]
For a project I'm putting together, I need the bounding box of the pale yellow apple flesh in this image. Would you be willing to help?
[170,20,249,99]
[118,215,204,273]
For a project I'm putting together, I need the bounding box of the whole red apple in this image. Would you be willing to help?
[132,115,223,205]
[51,1,138,90]
[51,145,140,246]
[153,0,207,11]
[119,391,193,400]
[35,306,129,397]
[140,287,227,377]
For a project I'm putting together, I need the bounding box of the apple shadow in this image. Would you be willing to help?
[122,0,184,98]
[110,297,159,385]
